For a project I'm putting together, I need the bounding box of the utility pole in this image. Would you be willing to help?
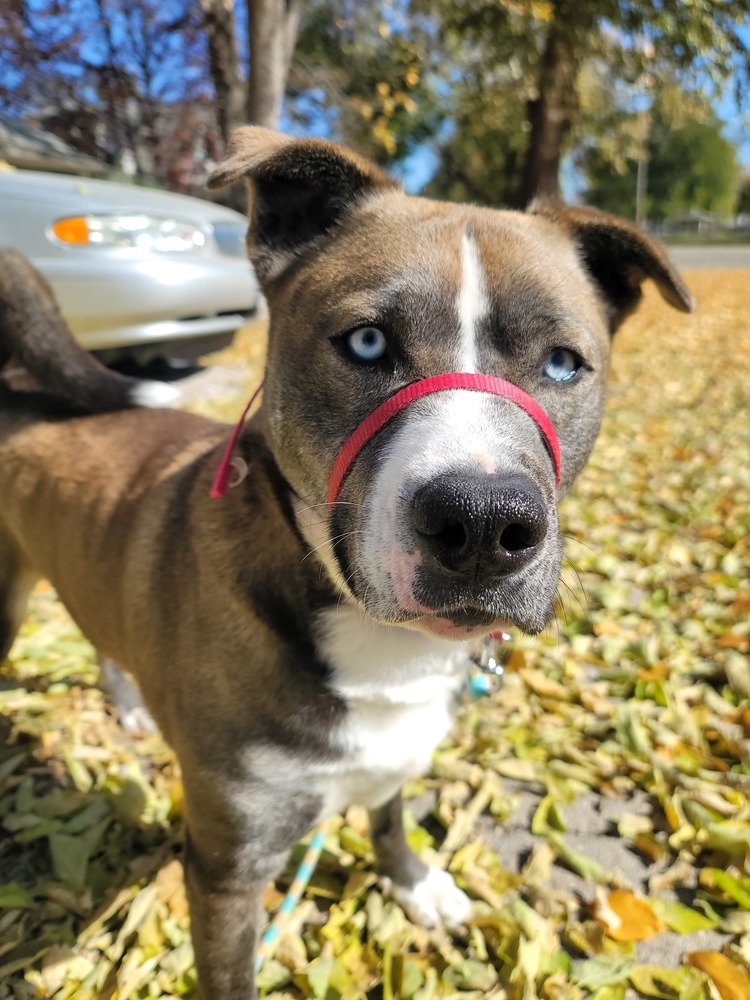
[635,153,648,228]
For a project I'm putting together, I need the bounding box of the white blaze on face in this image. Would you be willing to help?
[358,229,505,616]
[457,232,488,374]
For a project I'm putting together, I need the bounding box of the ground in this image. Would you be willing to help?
[0,271,749,1000]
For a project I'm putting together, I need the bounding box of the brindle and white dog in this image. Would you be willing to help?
[0,128,693,998]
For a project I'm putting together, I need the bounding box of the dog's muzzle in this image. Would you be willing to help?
[326,372,561,506]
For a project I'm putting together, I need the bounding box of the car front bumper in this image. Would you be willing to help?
[37,251,259,352]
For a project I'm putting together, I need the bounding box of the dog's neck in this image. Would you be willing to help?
[314,603,471,704]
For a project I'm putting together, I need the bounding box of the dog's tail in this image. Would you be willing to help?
[0,248,178,413]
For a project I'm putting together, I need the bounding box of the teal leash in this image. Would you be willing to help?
[255,822,329,973]
[255,632,509,973]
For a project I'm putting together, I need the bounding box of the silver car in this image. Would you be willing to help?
[0,169,259,363]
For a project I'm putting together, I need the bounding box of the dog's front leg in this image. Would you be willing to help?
[181,769,320,1000]
[185,842,270,999]
[185,834,279,1000]
[369,792,472,931]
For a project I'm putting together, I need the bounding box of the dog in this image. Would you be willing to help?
[0,128,693,998]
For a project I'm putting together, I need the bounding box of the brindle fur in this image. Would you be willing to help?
[0,130,693,998]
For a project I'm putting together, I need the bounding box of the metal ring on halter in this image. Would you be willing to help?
[228,456,250,488]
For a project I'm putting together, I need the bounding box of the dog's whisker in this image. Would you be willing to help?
[302,500,359,511]
[562,531,599,556]
[561,557,588,610]
[299,529,365,566]
[558,574,587,616]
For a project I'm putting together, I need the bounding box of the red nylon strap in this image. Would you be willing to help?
[327,372,561,506]
[209,381,264,499]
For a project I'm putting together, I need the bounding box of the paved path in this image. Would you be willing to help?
[669,244,750,269]
[172,361,248,404]
[478,784,728,975]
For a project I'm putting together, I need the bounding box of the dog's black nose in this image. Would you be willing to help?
[412,473,547,580]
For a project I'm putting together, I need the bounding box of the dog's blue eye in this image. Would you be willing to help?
[543,348,579,382]
[345,326,387,362]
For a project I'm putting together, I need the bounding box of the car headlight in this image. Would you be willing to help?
[50,214,206,253]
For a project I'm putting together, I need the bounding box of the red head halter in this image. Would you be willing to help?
[210,372,561,502]
[209,381,264,499]
[327,372,561,505]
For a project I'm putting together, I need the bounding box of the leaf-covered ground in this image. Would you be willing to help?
[1,270,749,1000]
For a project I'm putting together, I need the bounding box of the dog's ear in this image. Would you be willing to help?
[208,127,399,281]
[528,201,695,333]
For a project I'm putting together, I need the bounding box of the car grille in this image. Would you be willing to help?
[211,221,247,257]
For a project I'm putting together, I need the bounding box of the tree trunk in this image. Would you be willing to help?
[247,0,300,128]
[200,0,246,143]
[517,3,588,207]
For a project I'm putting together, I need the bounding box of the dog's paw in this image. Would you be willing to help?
[119,703,159,735]
[385,866,472,930]
[100,657,159,735]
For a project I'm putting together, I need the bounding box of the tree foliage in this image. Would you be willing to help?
[584,89,740,219]
[422,70,527,206]
[0,0,747,209]
[420,0,750,206]
[291,0,439,165]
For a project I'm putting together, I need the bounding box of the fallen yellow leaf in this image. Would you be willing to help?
[154,859,189,921]
[517,667,569,700]
[167,777,184,818]
[686,950,750,1000]
[593,888,665,942]
[593,619,621,637]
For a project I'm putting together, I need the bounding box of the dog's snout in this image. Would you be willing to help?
[412,473,548,579]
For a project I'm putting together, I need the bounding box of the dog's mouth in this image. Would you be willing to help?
[444,606,497,629]
[355,561,560,638]
[412,606,508,641]
[359,601,514,641]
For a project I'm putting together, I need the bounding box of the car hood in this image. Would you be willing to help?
[0,170,248,226]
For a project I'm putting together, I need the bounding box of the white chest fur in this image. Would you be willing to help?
[313,606,472,816]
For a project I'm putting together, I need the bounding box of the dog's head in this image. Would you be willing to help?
[210,128,693,640]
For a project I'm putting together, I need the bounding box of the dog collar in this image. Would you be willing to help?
[210,372,561,501]
[327,371,561,505]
